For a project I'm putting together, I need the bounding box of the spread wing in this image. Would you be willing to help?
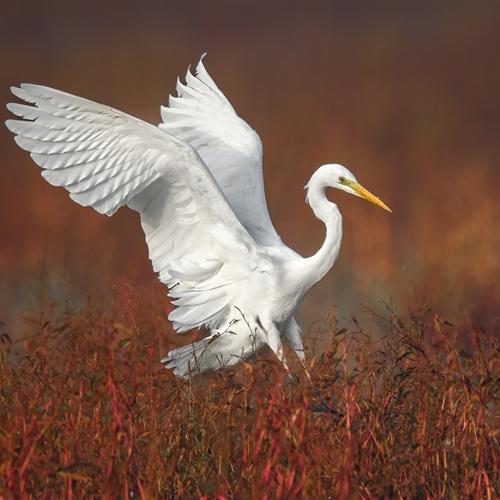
[160,56,283,248]
[6,84,264,333]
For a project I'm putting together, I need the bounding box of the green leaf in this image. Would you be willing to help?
[118,338,131,349]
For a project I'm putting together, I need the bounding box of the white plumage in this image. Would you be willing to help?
[6,56,391,378]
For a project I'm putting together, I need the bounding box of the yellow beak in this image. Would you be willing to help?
[350,182,392,212]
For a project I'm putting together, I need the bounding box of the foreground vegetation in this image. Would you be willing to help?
[0,289,499,499]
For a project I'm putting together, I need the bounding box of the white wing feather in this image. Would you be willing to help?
[6,84,263,333]
[160,56,282,247]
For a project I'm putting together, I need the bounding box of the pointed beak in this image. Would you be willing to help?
[350,182,392,212]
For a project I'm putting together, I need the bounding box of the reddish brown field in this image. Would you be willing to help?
[1,289,500,498]
[1,3,499,498]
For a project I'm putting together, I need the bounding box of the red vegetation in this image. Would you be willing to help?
[1,286,499,498]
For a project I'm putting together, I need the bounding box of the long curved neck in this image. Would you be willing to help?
[298,174,343,289]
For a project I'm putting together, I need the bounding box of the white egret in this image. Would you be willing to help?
[6,56,390,378]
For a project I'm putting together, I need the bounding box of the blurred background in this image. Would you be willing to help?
[1,2,499,342]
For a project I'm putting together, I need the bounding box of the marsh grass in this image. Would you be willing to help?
[1,285,499,499]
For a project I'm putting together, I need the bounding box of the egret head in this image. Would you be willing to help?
[306,163,392,212]
[326,164,360,194]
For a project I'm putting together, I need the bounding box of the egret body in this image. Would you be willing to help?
[6,57,390,377]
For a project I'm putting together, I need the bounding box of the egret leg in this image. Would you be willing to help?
[284,317,312,382]
[261,320,292,374]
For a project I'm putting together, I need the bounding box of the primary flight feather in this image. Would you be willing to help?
[6,56,391,378]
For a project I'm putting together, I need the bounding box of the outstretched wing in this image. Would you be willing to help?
[6,84,263,333]
[160,56,283,248]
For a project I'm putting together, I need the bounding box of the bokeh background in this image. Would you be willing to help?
[1,2,499,342]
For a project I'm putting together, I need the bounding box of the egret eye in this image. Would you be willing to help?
[339,176,346,183]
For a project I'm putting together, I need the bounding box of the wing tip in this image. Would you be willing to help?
[197,52,208,71]
[10,86,26,100]
[4,118,17,133]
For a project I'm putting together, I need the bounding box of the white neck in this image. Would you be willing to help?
[295,169,343,290]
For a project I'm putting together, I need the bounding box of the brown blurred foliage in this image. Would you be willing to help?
[1,2,499,340]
